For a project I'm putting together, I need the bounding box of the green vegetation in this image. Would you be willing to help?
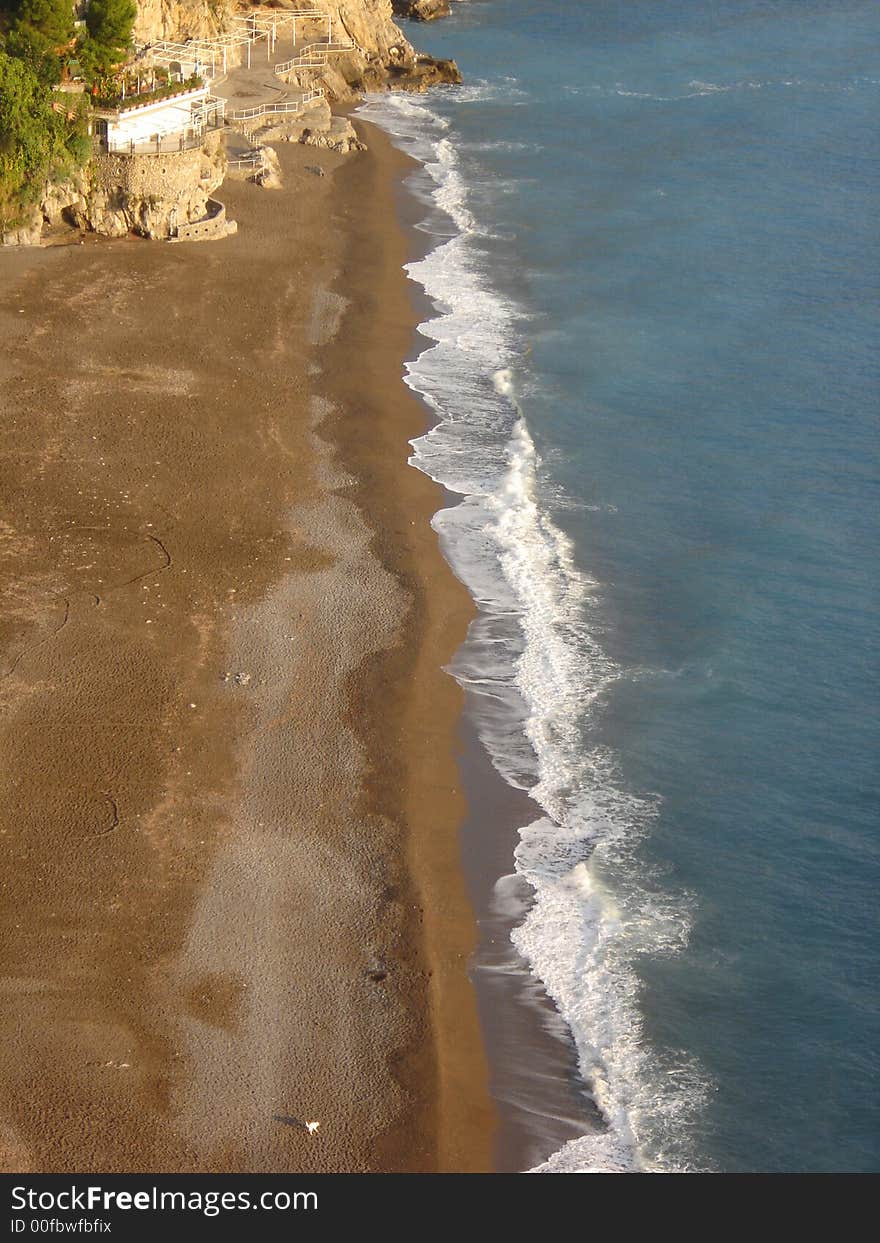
[2,0,73,86]
[78,0,136,83]
[0,0,105,231]
[0,49,89,230]
[93,72,203,110]
[3,0,74,86]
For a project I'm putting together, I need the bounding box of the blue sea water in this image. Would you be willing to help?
[360,0,880,1172]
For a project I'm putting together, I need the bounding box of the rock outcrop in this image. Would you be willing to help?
[0,218,43,248]
[302,1,461,94]
[252,145,283,188]
[132,0,232,45]
[298,113,365,153]
[39,134,227,240]
[385,53,461,91]
[132,1,461,98]
[231,98,365,152]
[392,0,451,21]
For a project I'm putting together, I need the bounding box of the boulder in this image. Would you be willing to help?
[392,0,452,20]
[254,146,283,189]
[389,55,462,91]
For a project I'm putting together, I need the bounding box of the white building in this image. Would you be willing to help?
[94,85,225,155]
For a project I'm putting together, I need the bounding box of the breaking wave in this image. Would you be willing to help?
[357,90,708,1173]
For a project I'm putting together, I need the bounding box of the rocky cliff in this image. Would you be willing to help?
[132,0,231,44]
[306,1,461,97]
[133,0,424,64]
[132,1,460,94]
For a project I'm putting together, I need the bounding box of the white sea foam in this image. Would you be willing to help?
[600,75,874,102]
[452,79,531,106]
[357,91,706,1173]
[570,74,879,101]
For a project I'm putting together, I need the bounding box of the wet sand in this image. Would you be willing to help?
[0,122,493,1172]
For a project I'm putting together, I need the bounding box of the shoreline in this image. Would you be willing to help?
[317,120,495,1171]
[362,99,605,1172]
[0,121,492,1172]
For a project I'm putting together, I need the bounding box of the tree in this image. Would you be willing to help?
[86,0,136,48]
[12,0,72,46]
[3,0,74,86]
[0,47,88,229]
[79,0,134,79]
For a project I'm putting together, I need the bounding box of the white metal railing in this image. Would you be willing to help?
[274,43,328,76]
[97,95,225,155]
[232,8,332,50]
[227,88,324,123]
[139,8,364,126]
[226,150,264,171]
[192,95,226,127]
[146,12,361,81]
[274,36,358,83]
[103,131,207,155]
[149,32,267,78]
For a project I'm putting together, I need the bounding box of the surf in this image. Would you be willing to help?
[358,88,705,1172]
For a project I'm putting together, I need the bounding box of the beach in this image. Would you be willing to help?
[0,121,494,1173]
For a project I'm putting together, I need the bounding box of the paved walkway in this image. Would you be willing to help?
[211,39,309,113]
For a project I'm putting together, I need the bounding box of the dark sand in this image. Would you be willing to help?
[0,122,493,1172]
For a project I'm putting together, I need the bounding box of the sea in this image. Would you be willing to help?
[358,0,880,1173]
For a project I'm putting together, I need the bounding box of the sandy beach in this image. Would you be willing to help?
[0,121,493,1173]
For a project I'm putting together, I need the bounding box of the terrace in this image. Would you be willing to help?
[93,84,226,155]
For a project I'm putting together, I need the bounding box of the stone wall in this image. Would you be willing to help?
[46,135,228,240]
[174,197,237,240]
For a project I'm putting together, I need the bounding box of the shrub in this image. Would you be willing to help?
[0,47,88,229]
